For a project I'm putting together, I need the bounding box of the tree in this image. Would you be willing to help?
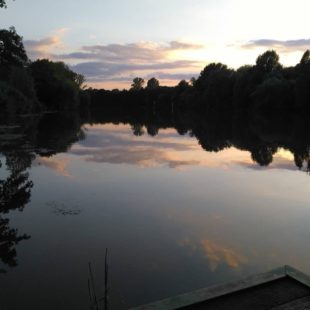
[195,63,230,90]
[131,77,144,91]
[0,0,15,8]
[0,0,7,8]
[146,77,159,89]
[74,73,86,89]
[295,50,310,109]
[30,59,84,111]
[0,27,28,67]
[256,50,281,73]
[300,50,310,66]
[0,27,38,115]
[190,77,196,86]
[177,80,189,89]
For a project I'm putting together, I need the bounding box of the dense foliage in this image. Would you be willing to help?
[0,0,7,8]
[0,27,86,117]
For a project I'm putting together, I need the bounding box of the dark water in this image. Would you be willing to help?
[1,112,310,309]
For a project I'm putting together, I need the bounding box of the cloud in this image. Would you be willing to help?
[24,28,68,60]
[169,41,204,50]
[145,72,198,81]
[70,60,199,82]
[62,41,203,84]
[58,41,203,63]
[24,35,203,87]
[242,38,310,52]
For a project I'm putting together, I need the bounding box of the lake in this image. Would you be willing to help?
[1,112,310,309]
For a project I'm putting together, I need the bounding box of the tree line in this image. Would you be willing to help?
[88,49,310,116]
[2,25,310,120]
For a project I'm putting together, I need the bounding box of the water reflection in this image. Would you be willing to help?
[0,152,33,273]
[1,110,310,308]
[71,123,309,174]
[0,112,83,274]
[179,238,248,271]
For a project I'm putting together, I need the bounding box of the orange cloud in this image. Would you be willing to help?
[24,28,69,60]
[34,156,71,178]
[201,239,248,271]
[179,238,248,271]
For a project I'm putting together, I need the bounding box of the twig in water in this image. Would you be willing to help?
[88,279,94,310]
[104,248,109,310]
[89,262,99,310]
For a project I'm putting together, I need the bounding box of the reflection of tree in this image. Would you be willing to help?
[292,147,310,172]
[0,217,30,273]
[250,146,277,166]
[36,112,85,156]
[86,93,310,174]
[1,153,34,213]
[146,125,159,137]
[0,152,33,272]
[131,124,145,136]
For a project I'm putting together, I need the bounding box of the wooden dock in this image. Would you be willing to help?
[132,266,310,310]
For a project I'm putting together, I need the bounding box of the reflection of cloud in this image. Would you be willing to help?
[234,150,298,172]
[242,38,310,52]
[34,157,71,177]
[70,124,201,169]
[72,146,198,168]
[201,239,248,271]
[70,124,255,170]
[73,124,300,172]
[236,160,297,172]
[179,238,248,271]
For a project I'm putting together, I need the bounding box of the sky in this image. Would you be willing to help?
[1,0,310,89]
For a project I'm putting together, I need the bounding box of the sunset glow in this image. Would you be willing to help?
[1,0,310,88]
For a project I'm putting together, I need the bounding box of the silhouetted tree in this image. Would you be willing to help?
[146,77,160,89]
[0,0,7,8]
[0,27,28,67]
[195,63,230,90]
[256,50,282,73]
[300,50,310,66]
[30,59,84,110]
[194,63,235,112]
[177,80,190,89]
[251,77,294,111]
[0,27,38,116]
[295,50,310,109]
[190,77,196,86]
[131,77,145,91]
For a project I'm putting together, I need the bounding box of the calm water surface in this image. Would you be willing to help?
[1,121,310,309]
